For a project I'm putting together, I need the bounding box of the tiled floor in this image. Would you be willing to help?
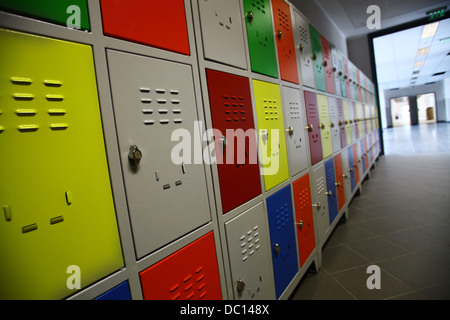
[290,123,450,300]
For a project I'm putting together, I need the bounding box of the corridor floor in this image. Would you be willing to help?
[290,123,450,300]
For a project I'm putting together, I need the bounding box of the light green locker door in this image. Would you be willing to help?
[342,100,352,145]
[0,29,123,300]
[309,24,326,92]
[316,94,333,159]
[253,80,289,191]
[243,0,278,78]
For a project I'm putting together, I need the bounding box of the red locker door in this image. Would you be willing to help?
[140,232,222,300]
[304,91,323,166]
[320,35,335,94]
[333,153,345,212]
[352,144,360,185]
[206,69,261,214]
[292,174,316,267]
[272,0,299,84]
[100,0,190,55]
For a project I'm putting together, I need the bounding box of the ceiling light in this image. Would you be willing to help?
[413,70,420,74]
[440,37,450,43]
[415,61,424,67]
[417,47,430,56]
[421,22,439,38]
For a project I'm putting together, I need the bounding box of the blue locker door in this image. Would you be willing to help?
[266,185,299,299]
[348,147,356,192]
[324,159,339,225]
[360,140,366,173]
[95,281,132,300]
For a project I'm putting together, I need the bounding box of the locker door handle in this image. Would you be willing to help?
[296,220,304,229]
[286,126,294,136]
[220,136,227,148]
[312,202,321,209]
[298,44,304,52]
[273,243,281,254]
[325,191,333,196]
[128,145,142,166]
[305,124,314,132]
[320,123,325,130]
[261,130,269,143]
[277,30,283,40]
[323,61,328,67]
[237,279,246,292]
[247,11,255,23]
[335,182,341,187]
[330,122,335,128]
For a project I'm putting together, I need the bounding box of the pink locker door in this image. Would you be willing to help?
[320,35,335,94]
[304,91,323,166]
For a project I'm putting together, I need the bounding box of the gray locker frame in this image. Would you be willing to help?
[0,0,381,301]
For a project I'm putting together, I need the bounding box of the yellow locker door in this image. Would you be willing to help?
[253,80,289,191]
[0,29,123,299]
[342,100,352,145]
[316,94,333,159]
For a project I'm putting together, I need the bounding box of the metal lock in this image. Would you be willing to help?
[332,67,337,72]
[335,182,341,187]
[323,61,328,67]
[312,202,321,209]
[330,122,335,128]
[277,30,283,40]
[325,191,333,196]
[247,11,255,23]
[261,130,269,143]
[305,124,314,132]
[297,220,304,229]
[298,43,304,52]
[220,135,227,148]
[312,53,317,60]
[343,174,348,179]
[273,243,281,254]
[287,126,294,136]
[320,123,325,130]
[237,279,246,292]
[128,145,142,166]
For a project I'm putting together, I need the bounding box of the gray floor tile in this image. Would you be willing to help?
[290,273,355,300]
[321,245,371,274]
[347,236,409,263]
[356,217,409,235]
[419,282,450,300]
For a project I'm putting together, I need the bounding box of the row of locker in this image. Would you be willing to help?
[95,131,381,300]
[0,0,381,300]
[0,0,377,104]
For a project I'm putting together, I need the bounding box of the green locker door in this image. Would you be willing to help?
[0,0,90,30]
[243,0,278,78]
[253,80,289,191]
[309,24,326,92]
[0,29,123,300]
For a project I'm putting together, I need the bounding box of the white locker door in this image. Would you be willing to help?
[293,10,315,89]
[198,0,247,69]
[225,202,276,300]
[327,96,341,154]
[312,165,330,244]
[340,148,352,203]
[282,86,309,176]
[107,50,211,259]
[331,45,342,96]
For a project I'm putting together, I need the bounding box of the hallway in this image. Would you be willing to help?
[290,123,450,300]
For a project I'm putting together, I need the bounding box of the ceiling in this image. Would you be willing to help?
[312,0,450,90]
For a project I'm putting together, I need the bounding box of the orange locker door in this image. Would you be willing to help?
[272,0,299,84]
[292,174,316,267]
[333,153,346,212]
[139,232,222,300]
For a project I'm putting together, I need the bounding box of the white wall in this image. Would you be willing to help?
[445,78,450,122]
[290,0,348,57]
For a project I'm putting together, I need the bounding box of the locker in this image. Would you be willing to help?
[337,51,347,98]
[303,91,323,166]
[330,45,342,97]
[367,135,373,164]
[100,0,190,55]
[347,147,356,192]
[341,148,352,203]
[253,80,289,191]
[205,69,261,214]
[333,153,346,212]
[266,185,299,298]
[342,100,352,145]
[198,0,247,69]
[356,102,363,138]
[324,158,339,225]
[327,96,341,154]
[0,0,90,30]
[316,94,333,159]
[337,98,347,148]
[364,104,370,135]
[292,11,315,89]
[96,282,132,300]
[225,202,276,300]
[350,64,358,101]
[0,29,123,300]
[349,101,357,142]
[311,165,330,243]
[243,0,278,78]
[320,35,335,94]
[282,86,309,176]
[343,56,351,99]
[352,102,360,140]
[356,142,364,180]
[272,0,299,84]
[352,144,360,186]
[107,50,211,259]
[309,25,326,92]
[356,70,362,102]
[292,174,316,267]
[140,232,222,300]
[360,139,367,174]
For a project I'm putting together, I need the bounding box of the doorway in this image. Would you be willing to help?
[416,93,437,124]
[390,96,410,127]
